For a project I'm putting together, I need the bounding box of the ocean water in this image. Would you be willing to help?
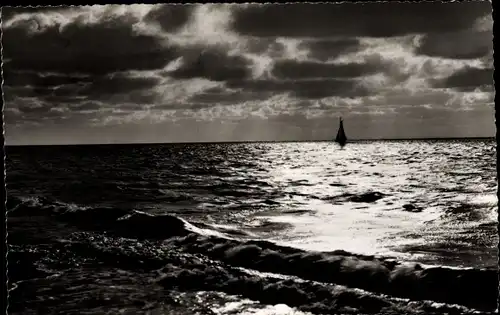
[6,139,498,314]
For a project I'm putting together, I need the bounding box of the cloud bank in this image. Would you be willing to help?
[2,3,494,144]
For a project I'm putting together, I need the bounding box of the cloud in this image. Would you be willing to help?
[15,97,56,115]
[366,89,455,108]
[188,87,273,105]
[166,4,239,48]
[143,4,195,33]
[151,77,222,104]
[71,101,105,112]
[243,37,286,57]
[1,7,68,22]
[271,59,382,80]
[298,38,362,61]
[4,69,160,105]
[166,48,253,82]
[231,2,491,38]
[3,3,495,143]
[5,70,84,86]
[415,30,492,60]
[2,6,179,75]
[334,36,488,93]
[80,74,160,97]
[227,78,369,100]
[2,6,191,124]
[431,67,494,91]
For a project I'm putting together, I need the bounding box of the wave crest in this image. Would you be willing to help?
[7,195,498,312]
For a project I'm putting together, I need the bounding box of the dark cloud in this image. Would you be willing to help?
[227,78,369,99]
[117,103,149,111]
[3,14,178,75]
[144,4,195,32]
[272,60,381,80]
[155,102,210,111]
[6,97,64,123]
[3,4,495,144]
[245,37,286,57]
[39,95,87,105]
[231,2,490,38]
[17,102,55,115]
[5,96,109,127]
[70,101,105,112]
[3,68,93,88]
[432,67,493,91]
[4,107,22,123]
[189,88,273,105]
[4,112,43,128]
[112,90,159,105]
[415,30,492,60]
[77,75,160,98]
[167,49,252,82]
[298,39,362,61]
[3,85,54,102]
[4,69,159,108]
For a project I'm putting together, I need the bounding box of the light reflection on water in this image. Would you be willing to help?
[250,141,497,267]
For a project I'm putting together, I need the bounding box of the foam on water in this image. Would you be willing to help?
[7,195,498,314]
[213,300,312,315]
[256,200,449,258]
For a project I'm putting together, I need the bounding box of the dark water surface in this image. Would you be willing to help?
[6,140,498,314]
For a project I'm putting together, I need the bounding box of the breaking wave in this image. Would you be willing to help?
[7,196,498,314]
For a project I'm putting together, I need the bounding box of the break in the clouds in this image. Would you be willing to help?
[2,2,494,145]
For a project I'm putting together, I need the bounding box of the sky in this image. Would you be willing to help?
[2,2,494,145]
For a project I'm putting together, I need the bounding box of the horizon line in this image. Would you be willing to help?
[5,136,496,147]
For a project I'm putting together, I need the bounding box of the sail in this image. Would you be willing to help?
[335,118,347,146]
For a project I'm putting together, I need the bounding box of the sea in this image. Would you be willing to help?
[6,139,499,315]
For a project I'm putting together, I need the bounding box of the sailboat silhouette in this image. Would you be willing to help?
[335,117,347,147]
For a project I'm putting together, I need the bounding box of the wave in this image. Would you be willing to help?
[156,260,481,315]
[322,191,388,203]
[10,233,487,315]
[171,235,497,312]
[7,195,498,313]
